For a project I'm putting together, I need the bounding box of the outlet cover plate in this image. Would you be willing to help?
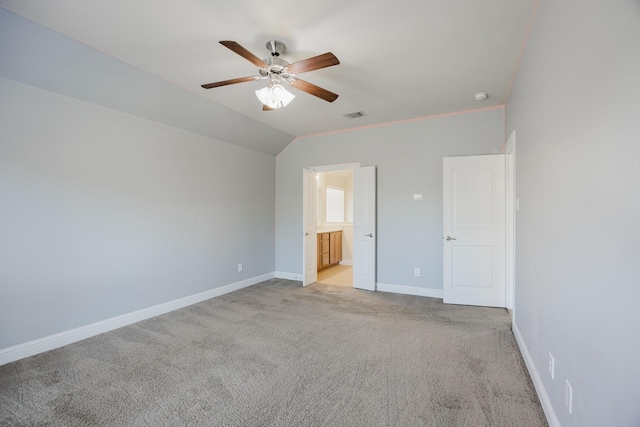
[565,380,573,414]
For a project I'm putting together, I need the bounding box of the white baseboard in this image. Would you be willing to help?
[376,283,444,299]
[512,321,560,427]
[0,272,275,366]
[275,271,302,281]
[339,260,353,266]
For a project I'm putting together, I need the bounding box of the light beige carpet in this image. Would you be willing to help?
[0,279,547,426]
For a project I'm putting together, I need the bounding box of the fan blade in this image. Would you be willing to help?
[219,41,268,69]
[201,76,258,89]
[263,104,276,111]
[290,79,339,103]
[286,52,339,75]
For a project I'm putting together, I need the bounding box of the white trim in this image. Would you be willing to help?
[377,283,444,299]
[0,272,275,366]
[339,260,353,266]
[275,271,302,281]
[513,321,560,427]
[505,130,516,316]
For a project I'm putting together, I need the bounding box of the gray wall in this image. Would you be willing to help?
[275,108,504,289]
[0,77,276,349]
[505,0,640,425]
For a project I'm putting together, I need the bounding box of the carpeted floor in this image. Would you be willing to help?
[0,279,547,426]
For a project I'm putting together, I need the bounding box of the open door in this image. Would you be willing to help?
[443,155,506,307]
[353,166,376,291]
[302,169,317,286]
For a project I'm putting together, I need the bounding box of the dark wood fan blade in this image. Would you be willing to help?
[263,104,276,111]
[286,52,339,74]
[201,76,258,89]
[219,41,268,69]
[290,79,339,102]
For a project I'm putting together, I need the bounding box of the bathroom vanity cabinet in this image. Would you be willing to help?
[317,231,342,271]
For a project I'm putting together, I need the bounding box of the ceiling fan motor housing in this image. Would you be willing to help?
[259,56,292,80]
[266,40,286,57]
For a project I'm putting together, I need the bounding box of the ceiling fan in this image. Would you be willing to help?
[201,40,340,110]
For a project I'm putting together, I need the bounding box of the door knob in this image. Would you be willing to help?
[365,233,373,237]
[446,236,457,241]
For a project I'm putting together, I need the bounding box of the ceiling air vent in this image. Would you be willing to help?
[343,111,367,120]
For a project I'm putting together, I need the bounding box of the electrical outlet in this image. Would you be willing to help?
[549,353,555,380]
[238,263,243,272]
[414,268,421,277]
[565,380,573,414]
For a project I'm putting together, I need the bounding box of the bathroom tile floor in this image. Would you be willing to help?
[317,265,353,287]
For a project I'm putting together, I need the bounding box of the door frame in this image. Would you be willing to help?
[302,163,360,287]
[505,131,516,315]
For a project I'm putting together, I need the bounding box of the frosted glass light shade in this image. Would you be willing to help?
[255,84,295,109]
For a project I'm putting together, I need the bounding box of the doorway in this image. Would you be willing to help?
[302,164,376,290]
[316,169,354,287]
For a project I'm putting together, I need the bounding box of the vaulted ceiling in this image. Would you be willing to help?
[0,1,537,155]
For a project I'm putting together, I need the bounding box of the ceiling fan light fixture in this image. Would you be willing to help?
[255,83,295,109]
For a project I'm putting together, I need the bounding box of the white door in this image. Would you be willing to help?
[302,169,317,286]
[443,155,506,307]
[353,166,376,291]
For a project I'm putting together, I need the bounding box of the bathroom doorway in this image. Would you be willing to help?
[303,163,376,290]
[315,168,354,287]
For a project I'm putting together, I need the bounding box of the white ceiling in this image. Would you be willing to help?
[0,0,536,153]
